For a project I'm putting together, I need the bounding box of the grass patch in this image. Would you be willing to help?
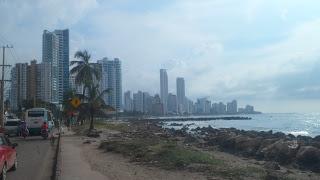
[104,122,130,132]
[148,142,222,168]
[208,166,266,180]
[99,139,221,169]
[72,120,130,135]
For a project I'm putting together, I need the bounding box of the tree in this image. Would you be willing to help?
[70,50,101,95]
[80,84,113,131]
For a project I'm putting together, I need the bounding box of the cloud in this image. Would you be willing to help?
[2,0,320,112]
[0,0,97,62]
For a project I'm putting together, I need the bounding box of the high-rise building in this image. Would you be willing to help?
[227,100,237,114]
[124,91,133,112]
[245,105,254,113]
[196,98,211,114]
[37,62,52,103]
[42,29,69,104]
[152,94,163,116]
[143,92,153,114]
[98,58,122,111]
[167,93,177,114]
[186,98,194,114]
[218,102,227,114]
[10,63,28,110]
[27,60,38,101]
[160,69,168,114]
[133,91,143,113]
[176,77,185,113]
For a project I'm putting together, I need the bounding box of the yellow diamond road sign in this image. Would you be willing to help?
[70,98,81,108]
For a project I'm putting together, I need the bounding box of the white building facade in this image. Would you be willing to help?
[98,58,122,111]
[42,29,69,104]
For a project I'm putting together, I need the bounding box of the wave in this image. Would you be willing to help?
[288,131,309,136]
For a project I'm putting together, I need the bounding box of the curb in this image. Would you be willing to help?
[52,133,61,180]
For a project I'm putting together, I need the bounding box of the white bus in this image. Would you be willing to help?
[25,108,54,135]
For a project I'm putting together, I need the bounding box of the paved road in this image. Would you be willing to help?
[7,136,56,180]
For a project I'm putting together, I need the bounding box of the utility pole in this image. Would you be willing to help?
[0,45,13,128]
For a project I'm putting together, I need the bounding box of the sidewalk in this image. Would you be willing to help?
[59,131,109,180]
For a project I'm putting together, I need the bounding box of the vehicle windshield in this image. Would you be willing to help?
[6,115,14,119]
[5,121,20,126]
[28,111,45,117]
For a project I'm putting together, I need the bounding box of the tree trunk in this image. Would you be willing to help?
[89,108,94,131]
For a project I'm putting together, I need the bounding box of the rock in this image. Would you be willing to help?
[272,132,286,139]
[169,123,183,126]
[260,140,299,165]
[219,135,236,151]
[313,135,320,142]
[264,161,281,170]
[184,134,199,144]
[296,146,320,172]
[87,129,100,138]
[297,135,313,145]
[287,134,296,140]
[264,170,280,180]
[83,140,92,144]
[234,135,261,156]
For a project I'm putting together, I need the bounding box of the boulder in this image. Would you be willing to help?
[313,135,320,142]
[219,135,237,151]
[260,140,299,164]
[296,146,320,172]
[256,138,279,159]
[272,132,286,139]
[297,135,313,145]
[264,161,281,170]
[87,129,100,138]
[234,135,261,156]
[184,134,200,144]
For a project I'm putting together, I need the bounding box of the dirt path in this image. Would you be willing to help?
[79,137,207,180]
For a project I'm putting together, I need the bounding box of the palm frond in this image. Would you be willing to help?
[70,60,83,66]
[70,64,84,76]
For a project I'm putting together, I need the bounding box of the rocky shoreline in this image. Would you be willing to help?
[166,125,320,173]
[145,116,252,121]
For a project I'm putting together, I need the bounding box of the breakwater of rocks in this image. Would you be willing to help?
[146,116,251,122]
[166,125,320,172]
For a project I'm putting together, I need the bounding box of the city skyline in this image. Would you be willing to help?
[3,1,320,112]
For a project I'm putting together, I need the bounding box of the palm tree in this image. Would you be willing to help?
[80,84,113,131]
[70,50,101,95]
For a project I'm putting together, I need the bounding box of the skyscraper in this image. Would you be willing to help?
[143,92,153,114]
[27,60,38,101]
[176,77,185,113]
[124,91,133,112]
[98,58,122,111]
[42,29,69,104]
[10,63,28,110]
[160,69,168,114]
[167,93,178,114]
[133,91,143,112]
[37,62,52,103]
[227,100,237,114]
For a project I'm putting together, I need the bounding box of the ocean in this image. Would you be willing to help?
[164,113,320,137]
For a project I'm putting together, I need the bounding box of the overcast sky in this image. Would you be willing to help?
[2,0,320,113]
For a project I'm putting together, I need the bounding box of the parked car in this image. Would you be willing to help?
[4,118,21,137]
[0,133,18,180]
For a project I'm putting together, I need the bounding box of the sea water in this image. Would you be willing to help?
[164,113,320,137]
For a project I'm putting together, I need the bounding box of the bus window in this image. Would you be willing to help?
[28,111,44,117]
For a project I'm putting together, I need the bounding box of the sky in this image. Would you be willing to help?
[1,0,320,113]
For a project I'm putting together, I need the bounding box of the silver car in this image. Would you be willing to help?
[5,119,21,136]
